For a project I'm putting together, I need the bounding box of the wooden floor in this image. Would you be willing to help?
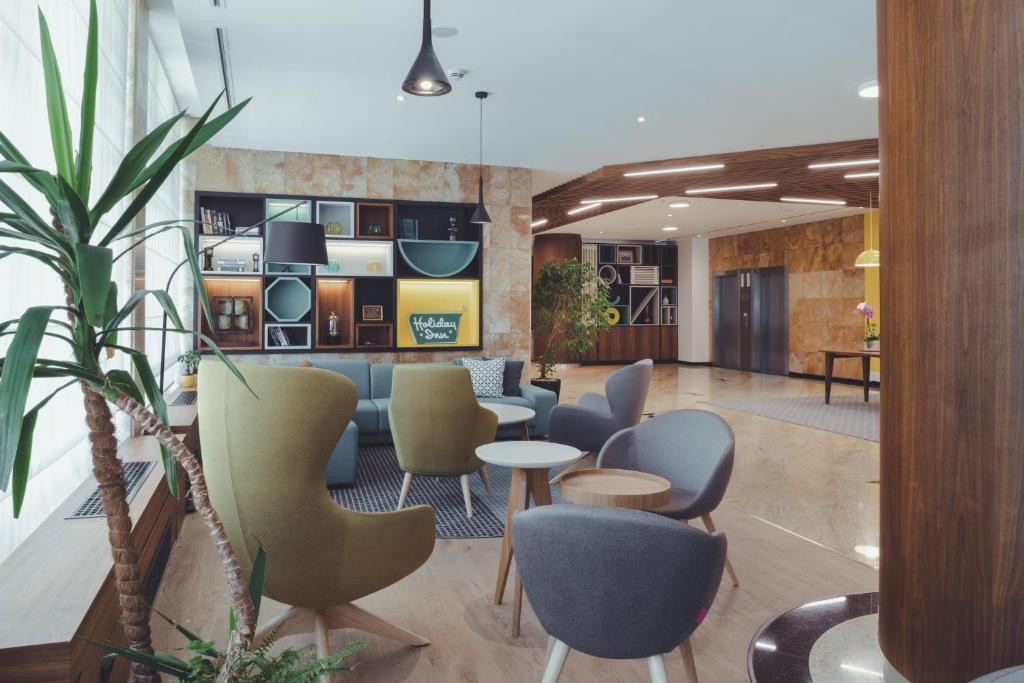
[153,503,876,682]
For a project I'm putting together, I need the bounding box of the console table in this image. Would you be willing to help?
[821,349,880,404]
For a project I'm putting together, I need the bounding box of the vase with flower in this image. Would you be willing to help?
[856,302,880,351]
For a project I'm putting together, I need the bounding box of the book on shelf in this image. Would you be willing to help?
[270,325,290,347]
[200,207,235,235]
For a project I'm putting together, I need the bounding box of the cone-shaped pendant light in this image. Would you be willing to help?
[855,192,880,268]
[470,91,491,224]
[402,0,451,96]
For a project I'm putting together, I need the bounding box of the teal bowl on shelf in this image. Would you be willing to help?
[397,239,479,278]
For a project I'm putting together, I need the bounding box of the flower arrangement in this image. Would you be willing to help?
[856,302,880,349]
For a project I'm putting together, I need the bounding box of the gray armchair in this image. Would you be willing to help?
[512,505,726,683]
[597,408,739,587]
[548,359,653,453]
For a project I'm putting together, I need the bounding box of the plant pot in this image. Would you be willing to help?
[180,374,197,389]
[863,340,879,352]
[532,378,561,401]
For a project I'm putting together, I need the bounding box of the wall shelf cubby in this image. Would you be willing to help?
[198,235,263,275]
[194,190,484,354]
[319,240,393,277]
[629,286,660,325]
[356,202,393,239]
[200,277,263,350]
[317,200,355,239]
[356,323,394,349]
[265,323,311,350]
[265,276,312,322]
[617,245,642,265]
[315,278,355,349]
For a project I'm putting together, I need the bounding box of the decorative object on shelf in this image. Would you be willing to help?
[533,258,613,383]
[265,277,312,322]
[399,218,419,240]
[856,302,880,350]
[448,216,459,241]
[213,296,254,331]
[619,250,635,264]
[203,247,214,271]
[855,192,881,268]
[402,0,451,96]
[604,306,621,325]
[409,312,463,344]
[366,257,384,274]
[598,264,619,284]
[398,239,479,277]
[325,221,343,236]
[326,259,342,274]
[367,223,384,236]
[177,349,201,388]
[216,257,247,272]
[470,91,492,224]
[252,253,260,272]
[363,305,384,321]
[328,310,340,340]
[630,265,660,284]
[663,295,670,305]
[630,287,659,324]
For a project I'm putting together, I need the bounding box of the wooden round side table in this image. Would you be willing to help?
[558,468,671,510]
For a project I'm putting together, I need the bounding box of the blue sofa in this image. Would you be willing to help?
[277,358,557,485]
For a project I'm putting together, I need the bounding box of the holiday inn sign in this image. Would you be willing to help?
[409,313,462,345]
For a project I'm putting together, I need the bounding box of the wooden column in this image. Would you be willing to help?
[877,2,1024,681]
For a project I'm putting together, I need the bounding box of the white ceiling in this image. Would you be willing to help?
[545,197,864,241]
[166,1,877,193]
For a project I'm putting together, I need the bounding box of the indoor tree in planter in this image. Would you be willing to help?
[0,2,260,680]
[531,258,612,396]
[178,349,202,388]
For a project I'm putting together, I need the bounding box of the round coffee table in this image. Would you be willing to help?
[479,402,536,440]
[476,441,581,636]
[559,468,671,510]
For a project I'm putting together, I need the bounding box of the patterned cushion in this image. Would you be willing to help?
[462,357,505,398]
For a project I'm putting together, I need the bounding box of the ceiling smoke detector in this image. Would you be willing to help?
[447,68,467,82]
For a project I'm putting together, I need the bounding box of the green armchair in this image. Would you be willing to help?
[198,362,436,658]
[389,365,499,517]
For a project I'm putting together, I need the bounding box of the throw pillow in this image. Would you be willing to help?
[501,360,524,396]
[461,357,505,398]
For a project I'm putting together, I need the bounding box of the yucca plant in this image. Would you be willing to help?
[0,2,261,680]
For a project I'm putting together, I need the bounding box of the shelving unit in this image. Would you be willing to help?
[194,191,483,354]
[199,277,263,351]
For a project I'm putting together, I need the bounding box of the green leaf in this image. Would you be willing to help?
[0,178,62,245]
[184,230,213,328]
[11,380,75,517]
[89,111,185,223]
[100,290,186,348]
[55,175,90,244]
[129,96,252,193]
[104,369,143,405]
[73,244,113,326]
[99,92,224,245]
[103,282,118,348]
[129,352,177,497]
[75,0,98,198]
[0,307,50,491]
[152,608,220,656]
[0,131,59,204]
[80,639,191,677]
[0,160,49,175]
[37,7,75,185]
[249,545,268,619]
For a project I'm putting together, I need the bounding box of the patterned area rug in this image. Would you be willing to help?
[701,393,880,442]
[330,445,565,539]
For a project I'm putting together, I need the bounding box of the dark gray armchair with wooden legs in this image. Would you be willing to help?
[512,505,726,683]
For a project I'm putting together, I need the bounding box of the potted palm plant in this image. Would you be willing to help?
[531,258,612,398]
[0,2,265,679]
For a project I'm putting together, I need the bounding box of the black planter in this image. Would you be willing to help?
[531,377,562,401]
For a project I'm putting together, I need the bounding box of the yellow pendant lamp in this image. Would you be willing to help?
[855,193,880,268]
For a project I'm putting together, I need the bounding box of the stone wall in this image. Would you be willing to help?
[183,146,533,364]
[709,215,866,379]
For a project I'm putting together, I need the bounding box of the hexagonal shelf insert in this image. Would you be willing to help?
[264,276,312,322]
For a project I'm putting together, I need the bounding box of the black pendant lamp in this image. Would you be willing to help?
[402,0,451,96]
[470,91,491,224]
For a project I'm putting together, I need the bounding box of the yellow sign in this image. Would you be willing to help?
[396,279,481,348]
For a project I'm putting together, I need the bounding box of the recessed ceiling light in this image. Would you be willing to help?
[695,234,702,238]
[808,159,879,169]
[623,163,724,177]
[530,218,548,228]
[567,203,603,216]
[845,170,880,179]
[636,115,646,123]
[662,226,679,232]
[686,182,777,195]
[396,94,405,102]
[858,79,879,98]
[781,218,787,223]
[780,196,847,206]
[669,202,690,208]
[579,194,658,204]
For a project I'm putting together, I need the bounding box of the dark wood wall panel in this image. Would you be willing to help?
[532,234,582,363]
[877,1,1024,681]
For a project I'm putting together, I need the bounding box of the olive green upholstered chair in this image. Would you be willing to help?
[389,365,499,518]
[198,362,436,659]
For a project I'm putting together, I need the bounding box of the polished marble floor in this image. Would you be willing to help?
[557,363,881,569]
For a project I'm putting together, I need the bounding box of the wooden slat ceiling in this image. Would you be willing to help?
[532,138,879,233]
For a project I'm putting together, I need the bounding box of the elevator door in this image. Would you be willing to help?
[714,267,788,374]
